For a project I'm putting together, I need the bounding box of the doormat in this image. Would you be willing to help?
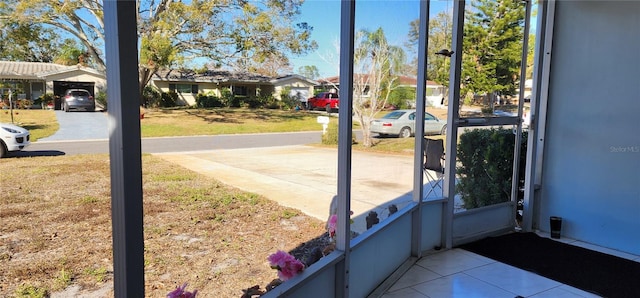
[458,232,640,297]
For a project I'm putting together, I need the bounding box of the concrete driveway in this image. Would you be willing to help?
[155,145,441,233]
[38,110,108,142]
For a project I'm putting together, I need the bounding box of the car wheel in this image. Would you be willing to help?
[440,124,447,135]
[0,141,7,158]
[325,104,331,113]
[399,127,411,138]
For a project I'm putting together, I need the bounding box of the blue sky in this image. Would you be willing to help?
[289,0,452,78]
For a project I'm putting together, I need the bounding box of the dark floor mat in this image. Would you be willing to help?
[458,232,640,298]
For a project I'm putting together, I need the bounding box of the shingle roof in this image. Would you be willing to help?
[0,61,67,79]
[0,61,104,79]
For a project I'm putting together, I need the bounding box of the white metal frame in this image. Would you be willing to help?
[522,0,555,232]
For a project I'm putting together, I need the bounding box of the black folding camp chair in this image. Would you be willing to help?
[424,138,445,199]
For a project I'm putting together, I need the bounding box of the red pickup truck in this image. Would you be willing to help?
[307,92,339,112]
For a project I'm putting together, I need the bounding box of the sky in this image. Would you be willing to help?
[288,0,452,78]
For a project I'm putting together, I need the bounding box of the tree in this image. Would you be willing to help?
[245,53,293,77]
[298,65,320,80]
[1,0,317,99]
[462,0,526,103]
[54,38,90,66]
[353,28,406,147]
[408,11,453,87]
[0,22,63,62]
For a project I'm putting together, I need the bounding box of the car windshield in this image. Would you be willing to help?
[381,111,406,120]
[70,91,89,96]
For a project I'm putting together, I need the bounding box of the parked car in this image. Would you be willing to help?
[307,92,339,113]
[0,122,30,158]
[370,109,447,138]
[62,89,95,112]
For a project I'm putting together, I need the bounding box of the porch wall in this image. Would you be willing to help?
[262,201,445,297]
[539,1,640,255]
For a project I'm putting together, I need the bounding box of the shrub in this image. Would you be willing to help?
[221,88,239,108]
[278,90,300,110]
[277,87,305,110]
[321,121,357,145]
[35,93,55,107]
[16,99,33,109]
[456,128,527,209]
[159,91,178,107]
[387,86,415,109]
[95,91,107,110]
[143,86,162,108]
[244,95,272,109]
[196,93,224,108]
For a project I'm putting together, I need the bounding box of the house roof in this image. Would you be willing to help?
[317,75,442,87]
[0,61,104,80]
[271,74,318,85]
[153,69,275,84]
[0,61,66,79]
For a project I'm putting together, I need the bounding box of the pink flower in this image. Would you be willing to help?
[328,214,338,238]
[167,283,197,298]
[267,250,305,281]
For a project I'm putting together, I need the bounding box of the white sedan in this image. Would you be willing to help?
[370,109,447,138]
[1,122,30,158]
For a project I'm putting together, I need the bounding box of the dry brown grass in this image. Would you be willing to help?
[0,154,326,297]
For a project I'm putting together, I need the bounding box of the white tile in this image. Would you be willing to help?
[569,241,640,261]
[382,287,429,298]
[457,250,501,263]
[416,249,495,276]
[464,262,561,297]
[411,273,517,298]
[529,285,602,298]
[387,264,442,292]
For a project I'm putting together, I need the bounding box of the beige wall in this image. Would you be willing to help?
[273,78,315,100]
[150,80,277,106]
[45,70,106,93]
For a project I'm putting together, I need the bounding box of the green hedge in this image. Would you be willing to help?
[195,93,225,108]
[159,91,178,107]
[321,121,357,145]
[456,128,527,209]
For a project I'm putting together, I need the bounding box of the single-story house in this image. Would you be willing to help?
[0,61,317,109]
[271,74,319,103]
[316,74,447,107]
[0,61,106,109]
[151,69,317,106]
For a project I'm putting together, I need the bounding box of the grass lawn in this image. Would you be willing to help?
[0,109,58,141]
[0,154,325,297]
[140,108,323,137]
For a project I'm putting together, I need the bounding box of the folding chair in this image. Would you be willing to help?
[423,138,445,199]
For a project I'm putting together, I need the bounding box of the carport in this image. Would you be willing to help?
[0,61,105,109]
[53,81,96,110]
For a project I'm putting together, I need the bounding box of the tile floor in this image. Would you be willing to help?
[381,232,640,298]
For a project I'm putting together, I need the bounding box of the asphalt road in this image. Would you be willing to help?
[10,109,328,156]
[16,132,324,157]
